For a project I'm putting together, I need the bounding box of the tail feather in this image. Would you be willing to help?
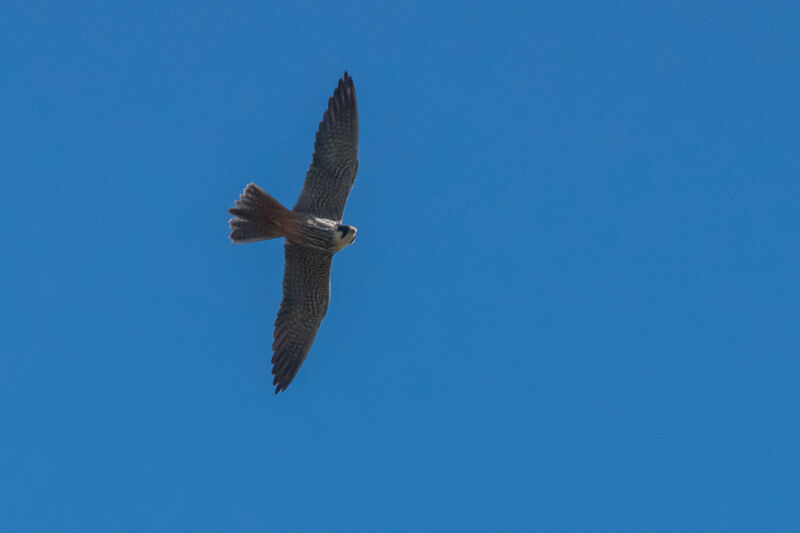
[228,183,293,243]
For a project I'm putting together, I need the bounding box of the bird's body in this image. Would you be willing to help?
[230,186,356,253]
[291,216,357,253]
[228,72,359,393]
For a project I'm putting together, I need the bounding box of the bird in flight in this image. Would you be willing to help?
[228,72,359,393]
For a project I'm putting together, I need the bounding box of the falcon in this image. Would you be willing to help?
[228,72,359,393]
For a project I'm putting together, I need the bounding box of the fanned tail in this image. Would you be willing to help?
[228,183,293,243]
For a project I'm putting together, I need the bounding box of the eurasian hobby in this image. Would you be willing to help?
[229,72,359,393]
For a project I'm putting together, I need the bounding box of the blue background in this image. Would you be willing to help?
[2,1,798,531]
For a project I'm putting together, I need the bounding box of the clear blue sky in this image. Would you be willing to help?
[2,1,798,531]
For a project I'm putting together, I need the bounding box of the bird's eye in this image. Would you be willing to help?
[337,225,349,238]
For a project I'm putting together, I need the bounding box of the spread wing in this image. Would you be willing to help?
[293,72,359,221]
[271,243,332,393]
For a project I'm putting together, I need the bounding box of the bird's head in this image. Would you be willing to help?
[335,224,357,249]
